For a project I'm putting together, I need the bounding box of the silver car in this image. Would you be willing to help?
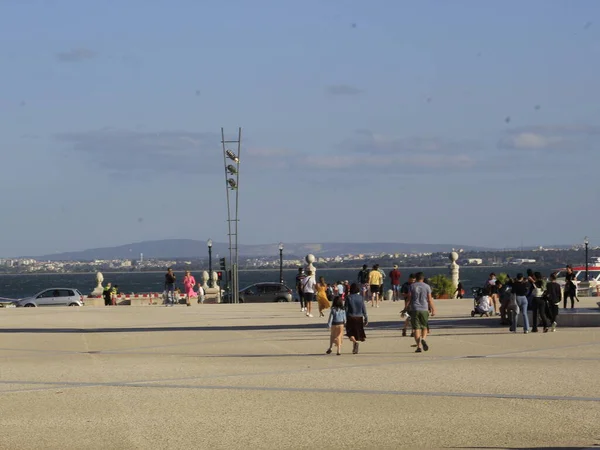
[15,288,85,307]
[239,283,293,303]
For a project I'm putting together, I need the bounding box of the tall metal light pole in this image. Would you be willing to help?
[207,238,213,288]
[584,236,589,281]
[221,128,242,303]
[279,242,284,284]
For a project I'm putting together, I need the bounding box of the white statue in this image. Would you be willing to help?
[201,271,209,286]
[305,254,316,277]
[91,271,104,296]
[449,252,460,298]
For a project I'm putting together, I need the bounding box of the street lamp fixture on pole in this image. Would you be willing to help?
[278,242,284,284]
[221,128,242,303]
[207,238,213,288]
[584,236,589,281]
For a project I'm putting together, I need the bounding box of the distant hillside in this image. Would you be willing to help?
[36,239,491,261]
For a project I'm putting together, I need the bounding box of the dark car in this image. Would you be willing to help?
[237,283,293,303]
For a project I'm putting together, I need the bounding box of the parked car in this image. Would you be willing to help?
[0,297,17,308]
[14,288,85,307]
[233,283,293,303]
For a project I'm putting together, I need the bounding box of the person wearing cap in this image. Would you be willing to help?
[389,264,402,302]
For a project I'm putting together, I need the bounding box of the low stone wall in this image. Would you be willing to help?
[84,292,220,306]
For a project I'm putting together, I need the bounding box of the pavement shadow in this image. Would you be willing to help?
[0,317,507,334]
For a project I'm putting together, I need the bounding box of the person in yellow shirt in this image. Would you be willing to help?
[368,264,383,308]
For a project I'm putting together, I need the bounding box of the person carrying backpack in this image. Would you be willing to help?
[531,272,550,333]
[357,264,370,301]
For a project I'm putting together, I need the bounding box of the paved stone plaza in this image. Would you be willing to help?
[1,298,599,450]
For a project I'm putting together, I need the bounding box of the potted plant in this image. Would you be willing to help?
[429,274,454,299]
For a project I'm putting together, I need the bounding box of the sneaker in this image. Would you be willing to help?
[422,340,429,352]
[301,307,305,312]
[306,312,309,317]
[308,314,313,318]
[551,321,557,332]
[415,348,422,353]
[402,329,407,337]
[543,328,549,333]
[524,330,529,334]
[336,351,341,356]
[326,349,332,354]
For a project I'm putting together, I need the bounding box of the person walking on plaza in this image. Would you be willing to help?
[164,268,176,306]
[368,264,383,307]
[326,297,346,355]
[183,271,197,306]
[509,273,530,333]
[400,273,416,337]
[389,265,402,301]
[357,264,370,302]
[316,276,331,317]
[345,283,368,354]
[296,267,306,312]
[302,270,316,318]
[545,272,561,332]
[406,272,436,353]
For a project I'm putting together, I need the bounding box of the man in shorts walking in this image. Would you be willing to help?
[368,264,383,308]
[302,270,316,318]
[406,272,436,353]
[389,265,402,301]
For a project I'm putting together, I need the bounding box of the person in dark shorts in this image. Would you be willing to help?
[345,283,368,354]
[406,272,436,353]
[368,264,383,307]
[295,267,306,312]
[302,270,316,318]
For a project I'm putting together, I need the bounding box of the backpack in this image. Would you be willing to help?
[532,281,546,298]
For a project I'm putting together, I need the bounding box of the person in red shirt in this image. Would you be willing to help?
[389,265,402,302]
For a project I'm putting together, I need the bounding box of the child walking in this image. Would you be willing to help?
[326,297,346,355]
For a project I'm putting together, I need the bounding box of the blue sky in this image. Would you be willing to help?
[1,0,599,256]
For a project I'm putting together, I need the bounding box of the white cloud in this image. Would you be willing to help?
[499,124,600,150]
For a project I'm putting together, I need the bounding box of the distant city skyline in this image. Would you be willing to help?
[1,0,599,255]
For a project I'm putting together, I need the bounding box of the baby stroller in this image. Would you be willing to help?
[471,287,493,317]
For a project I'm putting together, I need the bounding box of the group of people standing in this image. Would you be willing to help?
[163,268,205,306]
[477,269,572,334]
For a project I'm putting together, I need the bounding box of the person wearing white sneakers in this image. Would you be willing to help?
[295,267,306,312]
[302,270,316,317]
